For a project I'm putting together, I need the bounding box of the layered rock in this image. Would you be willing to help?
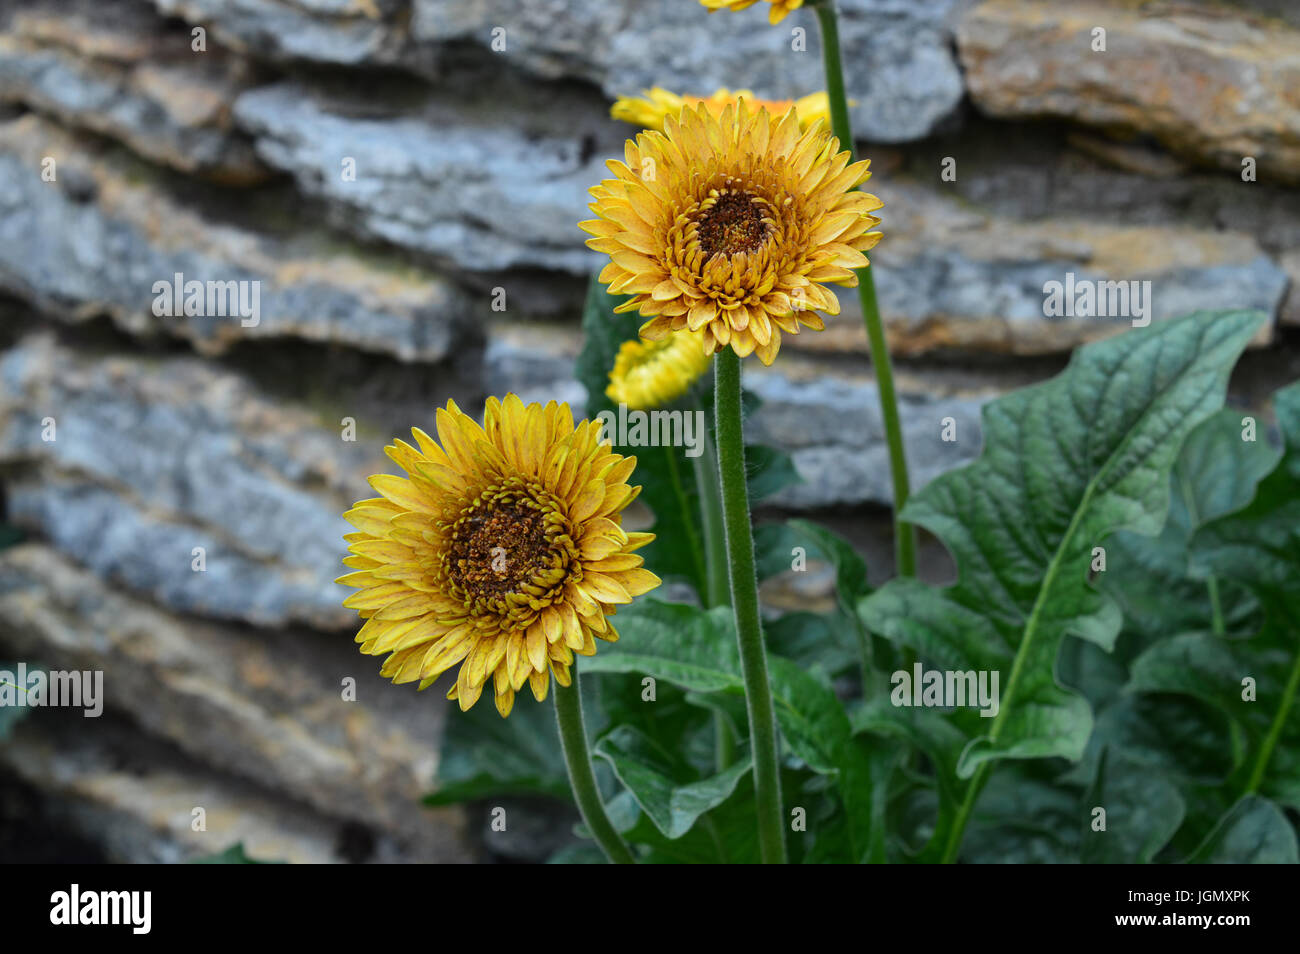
[0,114,476,362]
[484,320,999,509]
[407,0,964,144]
[826,182,1285,356]
[0,719,348,863]
[0,712,476,863]
[744,358,994,509]
[151,0,410,67]
[0,543,474,858]
[0,0,267,184]
[2,0,1298,867]
[0,323,997,638]
[233,75,621,275]
[0,334,371,628]
[155,0,964,143]
[233,77,1286,350]
[958,0,1300,182]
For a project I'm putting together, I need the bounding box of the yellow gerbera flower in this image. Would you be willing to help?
[612,87,831,134]
[581,100,882,365]
[337,395,661,718]
[606,329,713,410]
[700,0,803,25]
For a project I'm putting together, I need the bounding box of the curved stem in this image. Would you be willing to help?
[554,674,635,864]
[813,0,917,580]
[714,349,787,863]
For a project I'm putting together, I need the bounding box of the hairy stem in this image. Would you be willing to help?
[813,0,917,579]
[554,675,636,864]
[715,348,787,863]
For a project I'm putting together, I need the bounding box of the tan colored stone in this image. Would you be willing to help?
[1281,250,1300,326]
[958,0,1300,182]
[0,115,475,362]
[0,0,267,184]
[0,722,344,863]
[784,181,1281,358]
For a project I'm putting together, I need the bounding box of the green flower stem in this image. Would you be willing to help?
[693,421,738,770]
[1243,646,1300,796]
[714,348,787,864]
[940,763,989,864]
[695,425,731,609]
[554,674,635,864]
[813,0,917,580]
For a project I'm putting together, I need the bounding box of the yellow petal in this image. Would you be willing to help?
[580,572,632,605]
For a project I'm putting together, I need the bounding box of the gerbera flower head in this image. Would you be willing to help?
[337,395,660,717]
[700,0,804,25]
[581,100,882,365]
[606,329,713,410]
[612,87,831,134]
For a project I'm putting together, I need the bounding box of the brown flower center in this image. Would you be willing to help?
[444,483,576,616]
[696,191,771,257]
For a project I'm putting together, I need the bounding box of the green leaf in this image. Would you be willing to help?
[613,778,764,864]
[573,275,800,598]
[765,611,859,678]
[1133,380,1300,814]
[191,843,284,864]
[769,658,847,775]
[851,696,968,781]
[755,519,873,676]
[755,519,869,604]
[1185,796,1299,863]
[858,310,1263,784]
[587,672,716,776]
[574,275,643,422]
[962,765,1083,864]
[424,693,569,805]
[851,695,967,828]
[579,598,744,694]
[1080,749,1184,863]
[786,519,871,612]
[1193,380,1300,631]
[769,657,887,863]
[575,276,708,596]
[0,523,21,552]
[545,842,608,864]
[1072,388,1299,854]
[0,662,38,741]
[744,444,802,501]
[594,725,751,839]
[1102,408,1278,644]
[1076,693,1235,789]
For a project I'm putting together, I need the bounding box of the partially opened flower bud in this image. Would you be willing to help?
[611,87,831,134]
[606,330,713,410]
[700,0,805,26]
